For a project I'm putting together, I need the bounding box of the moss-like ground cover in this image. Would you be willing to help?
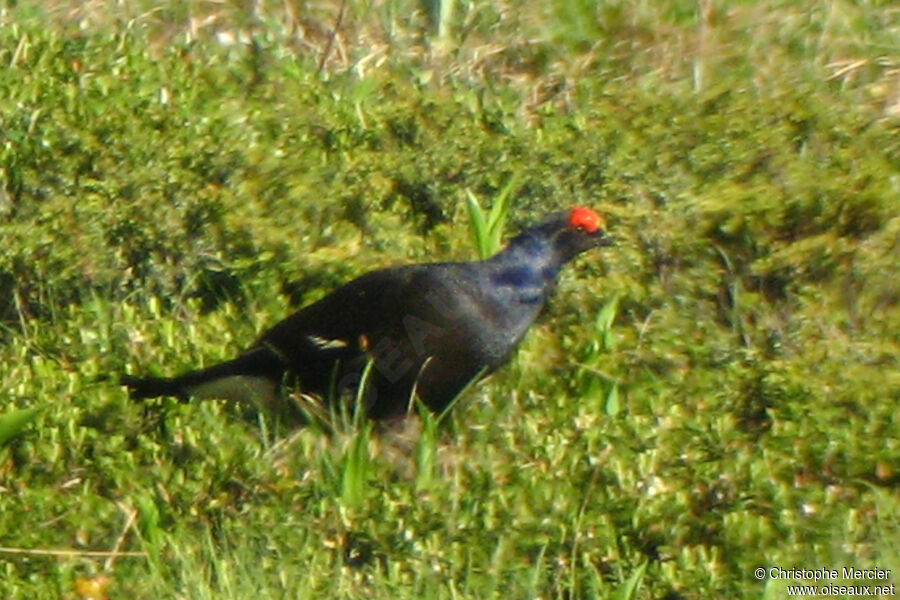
[0,1,898,598]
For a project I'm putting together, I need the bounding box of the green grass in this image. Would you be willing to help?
[1,1,899,598]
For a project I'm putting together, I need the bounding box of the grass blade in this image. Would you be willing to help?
[486,172,521,253]
[0,407,41,447]
[465,189,490,259]
[595,295,620,352]
[612,560,647,600]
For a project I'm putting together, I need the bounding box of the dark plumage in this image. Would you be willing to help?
[122,207,612,419]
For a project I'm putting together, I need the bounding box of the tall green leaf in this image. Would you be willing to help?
[464,172,521,259]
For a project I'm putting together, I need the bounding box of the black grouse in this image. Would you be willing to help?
[122,207,612,419]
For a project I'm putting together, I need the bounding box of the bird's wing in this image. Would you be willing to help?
[255,266,425,365]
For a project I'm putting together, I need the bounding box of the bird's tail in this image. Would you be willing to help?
[120,373,185,399]
[120,346,285,404]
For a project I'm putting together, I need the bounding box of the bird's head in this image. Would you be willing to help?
[532,207,613,263]
[497,207,612,270]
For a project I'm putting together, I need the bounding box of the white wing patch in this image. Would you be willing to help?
[306,335,350,350]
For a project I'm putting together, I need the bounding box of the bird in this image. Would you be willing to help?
[121,207,612,420]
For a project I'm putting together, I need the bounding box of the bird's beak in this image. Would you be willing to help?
[595,229,614,247]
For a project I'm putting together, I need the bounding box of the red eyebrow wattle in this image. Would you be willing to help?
[569,207,603,233]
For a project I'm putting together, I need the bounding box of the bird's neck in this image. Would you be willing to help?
[487,235,564,291]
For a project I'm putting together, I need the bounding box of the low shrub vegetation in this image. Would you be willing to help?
[0,1,897,598]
